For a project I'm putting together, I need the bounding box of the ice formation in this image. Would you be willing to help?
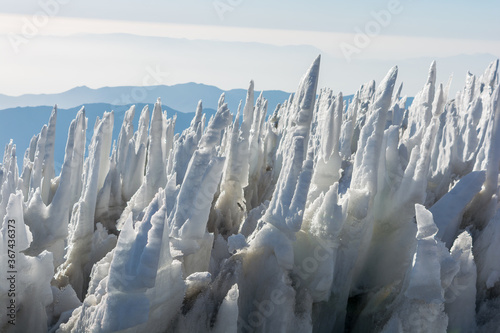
[1,56,500,332]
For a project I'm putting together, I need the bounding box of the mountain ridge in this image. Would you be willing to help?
[0,82,292,113]
[0,102,217,172]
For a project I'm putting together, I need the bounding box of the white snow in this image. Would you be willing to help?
[1,56,500,332]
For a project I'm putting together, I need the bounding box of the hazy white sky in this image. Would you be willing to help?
[0,0,499,96]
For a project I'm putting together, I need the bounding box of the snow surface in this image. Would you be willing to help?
[1,56,500,332]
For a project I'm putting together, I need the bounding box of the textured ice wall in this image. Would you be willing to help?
[1,56,500,332]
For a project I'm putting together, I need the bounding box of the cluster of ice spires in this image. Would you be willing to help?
[1,55,500,332]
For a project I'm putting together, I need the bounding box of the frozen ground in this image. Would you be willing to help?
[1,56,500,332]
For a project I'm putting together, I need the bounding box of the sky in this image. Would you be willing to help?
[0,0,499,98]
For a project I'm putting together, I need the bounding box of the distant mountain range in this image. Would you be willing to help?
[0,82,291,114]
[0,82,405,173]
[0,102,219,173]
[0,82,294,172]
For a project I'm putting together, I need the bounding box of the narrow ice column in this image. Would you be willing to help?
[136,105,150,152]
[264,56,320,234]
[339,92,359,158]
[41,106,57,205]
[211,284,239,333]
[0,192,54,333]
[212,103,247,236]
[116,105,135,173]
[238,81,255,188]
[170,102,207,185]
[471,61,500,172]
[145,99,167,190]
[29,125,47,197]
[0,142,18,223]
[405,205,445,301]
[445,231,477,333]
[466,85,500,228]
[326,66,398,332]
[247,92,268,185]
[199,102,232,151]
[55,112,114,299]
[24,109,86,265]
[117,100,170,226]
[95,150,123,233]
[381,204,449,333]
[244,96,272,212]
[307,91,344,204]
[48,109,86,209]
[191,100,204,129]
[405,61,437,138]
[164,114,176,164]
[483,86,500,202]
[19,134,39,199]
[177,156,225,240]
[228,57,321,333]
[170,103,231,240]
[272,55,320,184]
[122,138,146,201]
[351,66,398,194]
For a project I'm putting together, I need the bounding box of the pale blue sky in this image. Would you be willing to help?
[3,0,499,40]
[0,0,499,96]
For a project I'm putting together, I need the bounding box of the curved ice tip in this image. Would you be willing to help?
[218,92,226,107]
[382,66,398,86]
[195,100,203,115]
[303,55,321,80]
[76,106,86,119]
[391,65,398,79]
[310,54,321,71]
[396,82,403,95]
[492,58,499,69]
[156,97,162,104]
[427,60,437,84]
[234,102,242,125]
[249,80,254,90]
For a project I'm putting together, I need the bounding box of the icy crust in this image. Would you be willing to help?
[0,192,54,333]
[1,57,500,332]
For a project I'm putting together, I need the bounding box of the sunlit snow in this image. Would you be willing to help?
[1,56,500,332]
